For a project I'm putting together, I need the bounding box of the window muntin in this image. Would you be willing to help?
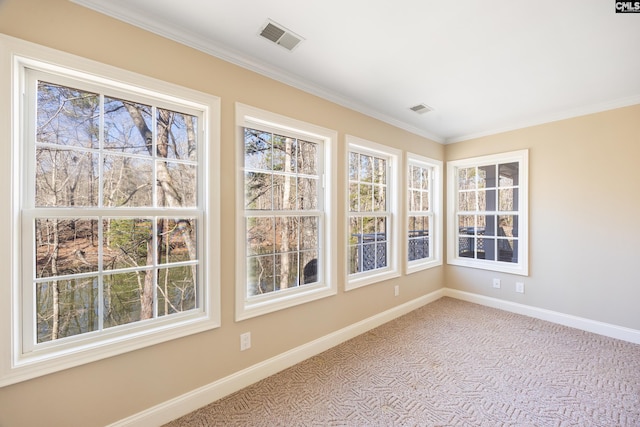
[236,104,336,321]
[406,154,442,273]
[244,127,321,296]
[447,150,528,275]
[26,73,203,348]
[348,150,389,274]
[3,41,220,387]
[346,137,400,290]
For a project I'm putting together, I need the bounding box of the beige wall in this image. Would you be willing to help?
[1,1,638,426]
[445,105,640,330]
[0,1,444,426]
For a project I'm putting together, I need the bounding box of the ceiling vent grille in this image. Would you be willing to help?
[259,20,303,51]
[409,103,433,115]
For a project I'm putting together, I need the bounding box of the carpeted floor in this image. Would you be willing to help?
[164,297,640,426]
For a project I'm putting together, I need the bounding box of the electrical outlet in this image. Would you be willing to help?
[240,332,251,351]
[493,278,501,289]
[516,282,525,293]
[394,285,400,297]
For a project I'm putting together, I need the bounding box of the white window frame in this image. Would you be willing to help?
[346,136,401,291]
[447,149,529,276]
[235,103,337,321]
[406,153,443,274]
[0,35,221,387]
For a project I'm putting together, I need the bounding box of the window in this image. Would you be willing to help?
[347,136,401,290]
[447,150,529,275]
[1,38,220,386]
[236,104,337,320]
[406,153,442,274]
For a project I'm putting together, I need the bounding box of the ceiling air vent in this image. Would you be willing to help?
[259,20,303,51]
[409,103,433,115]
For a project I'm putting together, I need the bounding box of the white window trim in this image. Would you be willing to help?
[235,103,338,321]
[346,135,401,291]
[406,153,443,274]
[446,149,529,276]
[0,35,221,387]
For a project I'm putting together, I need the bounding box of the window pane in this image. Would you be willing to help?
[157,161,197,208]
[458,215,475,235]
[479,238,494,260]
[158,218,197,264]
[420,190,430,212]
[359,184,373,211]
[157,266,196,316]
[247,255,275,296]
[103,155,153,207]
[348,246,360,274]
[420,167,430,190]
[274,217,299,253]
[36,276,99,343]
[499,162,519,186]
[300,217,318,250]
[374,185,386,211]
[410,165,420,189]
[478,165,496,188]
[362,243,376,271]
[298,177,317,210]
[272,175,297,210]
[409,215,429,234]
[103,218,153,270]
[360,154,373,182]
[373,157,386,184]
[459,236,475,258]
[275,252,299,289]
[245,172,272,210]
[408,216,430,261]
[104,97,152,155]
[498,215,516,238]
[247,216,274,256]
[458,190,476,211]
[298,140,318,175]
[35,218,99,278]
[349,216,362,245]
[272,134,296,173]
[35,148,100,207]
[349,183,359,212]
[376,241,387,268]
[300,251,318,284]
[157,109,197,160]
[478,189,496,211]
[499,188,515,211]
[408,189,419,211]
[349,152,359,181]
[458,167,476,190]
[376,217,387,241]
[363,216,375,235]
[244,128,272,170]
[103,271,146,328]
[480,215,496,237]
[37,82,99,149]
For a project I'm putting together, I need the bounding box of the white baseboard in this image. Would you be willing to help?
[108,288,445,427]
[443,288,640,345]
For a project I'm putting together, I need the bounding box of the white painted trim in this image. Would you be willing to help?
[107,289,445,427]
[443,288,640,345]
[234,103,339,321]
[0,34,222,388]
[345,136,402,291]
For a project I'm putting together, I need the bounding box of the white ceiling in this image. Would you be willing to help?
[74,0,640,143]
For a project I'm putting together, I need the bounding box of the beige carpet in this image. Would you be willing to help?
[165,297,640,426]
